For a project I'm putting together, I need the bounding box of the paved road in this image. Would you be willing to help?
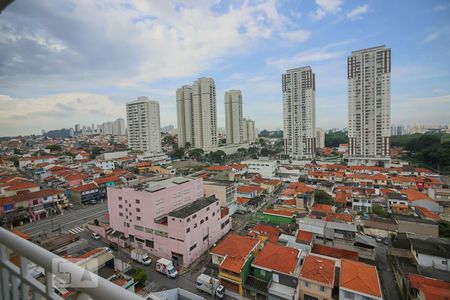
[15,202,108,237]
[375,244,401,300]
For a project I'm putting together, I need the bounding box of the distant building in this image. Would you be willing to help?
[225,90,243,144]
[348,46,391,166]
[126,97,162,154]
[113,118,126,136]
[176,78,217,150]
[316,127,325,149]
[282,66,316,159]
[242,118,256,143]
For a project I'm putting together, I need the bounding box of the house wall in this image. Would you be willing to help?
[298,279,332,300]
[409,199,443,213]
[339,288,382,300]
[412,251,450,271]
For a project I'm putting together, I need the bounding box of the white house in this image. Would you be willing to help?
[95,160,115,170]
[241,159,278,179]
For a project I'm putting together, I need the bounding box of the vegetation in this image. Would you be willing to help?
[439,221,450,238]
[188,148,204,160]
[391,133,450,171]
[209,150,227,164]
[260,147,270,157]
[90,147,104,158]
[258,129,283,138]
[325,131,348,148]
[314,190,333,205]
[134,268,147,285]
[45,144,62,151]
[172,147,185,159]
[371,204,390,218]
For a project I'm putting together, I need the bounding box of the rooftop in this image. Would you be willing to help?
[410,237,450,258]
[340,259,382,298]
[252,243,300,275]
[300,254,335,285]
[312,244,359,261]
[211,234,259,274]
[168,195,217,219]
[139,177,194,193]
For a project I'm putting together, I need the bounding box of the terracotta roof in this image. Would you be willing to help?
[207,165,232,171]
[94,176,121,185]
[211,234,259,273]
[71,183,98,192]
[263,209,294,218]
[332,213,353,223]
[251,224,280,236]
[64,174,88,181]
[340,259,382,298]
[282,199,296,206]
[229,163,247,170]
[253,243,299,275]
[300,254,335,285]
[4,181,39,191]
[296,230,313,243]
[112,278,128,287]
[415,207,441,221]
[312,203,333,213]
[408,273,450,300]
[237,185,260,193]
[3,189,63,204]
[335,191,348,204]
[237,197,250,204]
[12,230,31,240]
[135,162,152,168]
[401,189,433,202]
[391,176,417,183]
[312,244,358,261]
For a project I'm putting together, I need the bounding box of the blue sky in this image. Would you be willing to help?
[0,0,449,136]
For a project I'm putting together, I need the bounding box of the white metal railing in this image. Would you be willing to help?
[0,227,144,300]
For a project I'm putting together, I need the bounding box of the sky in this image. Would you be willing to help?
[1,0,450,136]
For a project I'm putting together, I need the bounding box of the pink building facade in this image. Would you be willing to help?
[107,177,231,267]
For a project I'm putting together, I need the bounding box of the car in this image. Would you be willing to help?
[108,243,118,251]
[91,232,101,240]
[375,236,383,243]
[383,239,390,246]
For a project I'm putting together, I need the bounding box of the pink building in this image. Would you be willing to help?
[107,177,231,267]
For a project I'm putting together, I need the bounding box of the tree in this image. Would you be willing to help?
[371,204,390,218]
[314,190,333,205]
[189,148,204,161]
[134,268,148,285]
[259,138,267,147]
[172,147,185,159]
[325,131,348,148]
[260,147,270,157]
[439,221,450,238]
[237,148,247,156]
[90,147,104,158]
[46,145,62,151]
[184,142,192,150]
[210,150,227,164]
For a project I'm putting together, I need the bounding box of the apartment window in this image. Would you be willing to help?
[260,269,266,276]
[200,220,204,224]
[136,208,140,212]
[136,199,140,204]
[137,216,141,221]
[119,204,123,209]
[193,214,197,219]
[205,216,208,221]
[443,260,448,265]
[123,222,127,227]
[190,244,197,251]
[203,235,209,241]
[320,286,325,292]
[212,212,215,216]
[187,218,190,222]
[186,227,190,233]
[304,281,310,287]
[119,212,123,217]
[118,197,122,201]
[194,223,197,228]
[145,240,154,248]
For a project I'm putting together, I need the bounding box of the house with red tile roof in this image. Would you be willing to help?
[296,230,313,245]
[339,259,382,300]
[249,243,301,299]
[311,244,359,261]
[299,254,336,300]
[312,203,333,214]
[401,189,442,213]
[69,183,100,205]
[335,191,348,208]
[211,234,261,295]
[248,224,280,243]
[237,185,262,199]
[408,273,450,300]
[1,180,40,197]
[415,206,441,221]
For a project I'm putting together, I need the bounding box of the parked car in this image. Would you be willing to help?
[156,258,178,278]
[91,232,101,240]
[375,236,383,243]
[383,238,390,246]
[108,243,118,251]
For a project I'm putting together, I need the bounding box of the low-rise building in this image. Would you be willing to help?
[298,254,336,300]
[242,159,278,179]
[203,179,238,214]
[339,259,383,300]
[247,242,301,300]
[108,177,231,267]
[69,183,101,205]
[410,238,450,271]
[211,234,261,296]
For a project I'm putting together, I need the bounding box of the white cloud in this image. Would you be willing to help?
[346,4,369,20]
[280,30,311,42]
[433,3,449,11]
[422,31,440,43]
[310,0,342,20]
[266,49,342,69]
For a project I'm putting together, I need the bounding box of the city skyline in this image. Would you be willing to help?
[1,0,450,136]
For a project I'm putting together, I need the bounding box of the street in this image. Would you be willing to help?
[15,202,108,237]
[375,244,401,300]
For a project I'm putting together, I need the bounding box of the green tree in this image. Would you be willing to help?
[259,138,267,147]
[325,131,348,148]
[371,204,390,218]
[90,147,104,158]
[314,190,333,205]
[189,148,204,160]
[172,147,185,159]
[260,147,270,157]
[46,145,62,151]
[184,142,192,150]
[210,150,226,163]
[439,221,450,238]
[134,268,148,285]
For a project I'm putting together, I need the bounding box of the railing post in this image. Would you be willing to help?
[0,244,11,300]
[46,271,56,298]
[20,256,30,299]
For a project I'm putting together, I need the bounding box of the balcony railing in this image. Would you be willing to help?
[0,227,144,300]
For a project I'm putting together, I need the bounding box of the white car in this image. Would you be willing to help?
[91,232,101,240]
